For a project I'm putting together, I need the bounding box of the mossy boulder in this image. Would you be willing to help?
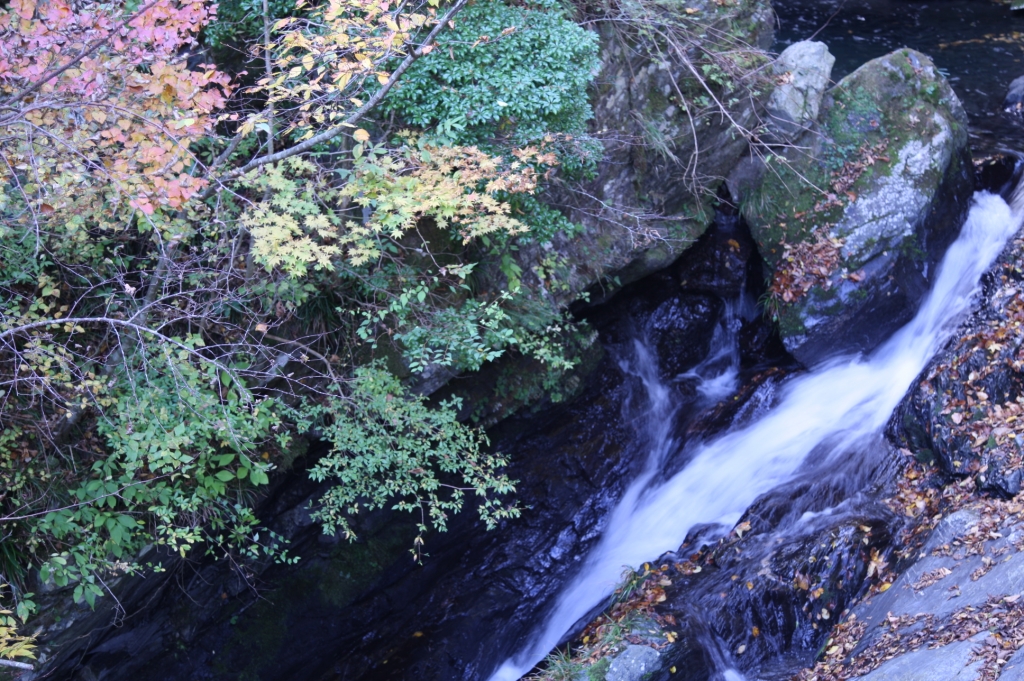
[743,48,974,365]
[532,0,775,305]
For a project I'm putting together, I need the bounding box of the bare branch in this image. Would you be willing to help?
[202,0,468,194]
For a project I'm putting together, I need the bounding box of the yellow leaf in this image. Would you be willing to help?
[353,128,371,142]
[302,54,314,71]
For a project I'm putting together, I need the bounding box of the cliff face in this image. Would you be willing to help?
[423,0,777,417]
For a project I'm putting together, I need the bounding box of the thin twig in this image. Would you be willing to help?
[202,0,467,193]
[0,0,164,114]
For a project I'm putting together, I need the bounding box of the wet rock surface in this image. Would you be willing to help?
[899,169,1024,498]
[646,294,723,379]
[635,456,902,681]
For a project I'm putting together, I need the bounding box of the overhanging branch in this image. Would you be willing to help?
[201,0,468,195]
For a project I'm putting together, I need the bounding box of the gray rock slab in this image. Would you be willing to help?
[1001,645,1024,680]
[606,644,662,681]
[850,634,984,681]
[766,40,835,141]
[854,513,1024,635]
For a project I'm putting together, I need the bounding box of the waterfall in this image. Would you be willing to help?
[488,185,1024,681]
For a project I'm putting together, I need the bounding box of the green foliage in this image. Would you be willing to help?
[384,0,600,145]
[294,363,519,555]
[242,157,342,277]
[205,0,295,51]
[366,286,516,373]
[0,0,604,635]
[30,344,290,606]
[0,584,35,664]
[507,193,585,245]
[537,647,586,681]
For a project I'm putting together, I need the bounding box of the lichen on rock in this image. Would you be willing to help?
[743,48,974,365]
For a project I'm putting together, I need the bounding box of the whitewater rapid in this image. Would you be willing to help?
[489,185,1024,681]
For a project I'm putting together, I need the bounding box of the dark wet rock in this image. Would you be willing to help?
[683,367,788,445]
[1005,74,1024,116]
[738,318,787,368]
[975,154,1021,194]
[641,460,901,681]
[896,224,1024,497]
[645,294,723,378]
[667,211,757,299]
[743,49,974,366]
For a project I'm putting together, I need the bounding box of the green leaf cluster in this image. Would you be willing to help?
[383,0,600,145]
[295,363,519,555]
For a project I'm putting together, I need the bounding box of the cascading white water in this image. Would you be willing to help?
[488,186,1024,681]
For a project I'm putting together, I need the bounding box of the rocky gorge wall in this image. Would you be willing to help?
[13,1,1018,679]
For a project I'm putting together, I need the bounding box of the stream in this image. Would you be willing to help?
[488,178,1024,680]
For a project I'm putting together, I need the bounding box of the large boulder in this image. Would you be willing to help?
[507,0,775,308]
[742,48,974,365]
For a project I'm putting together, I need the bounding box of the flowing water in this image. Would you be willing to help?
[488,184,1024,681]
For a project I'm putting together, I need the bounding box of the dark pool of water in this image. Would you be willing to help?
[773,0,1024,155]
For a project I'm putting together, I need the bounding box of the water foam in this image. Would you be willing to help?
[488,188,1023,681]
